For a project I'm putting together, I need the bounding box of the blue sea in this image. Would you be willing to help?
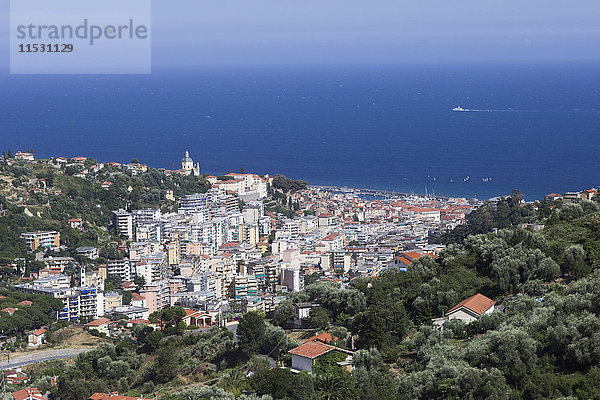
[1,62,600,200]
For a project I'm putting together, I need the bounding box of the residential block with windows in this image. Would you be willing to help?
[21,231,60,251]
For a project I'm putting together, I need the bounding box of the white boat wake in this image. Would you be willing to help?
[452,107,597,113]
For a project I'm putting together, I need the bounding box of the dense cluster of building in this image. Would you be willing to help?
[11,151,480,329]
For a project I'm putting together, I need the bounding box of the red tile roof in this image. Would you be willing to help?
[120,281,135,290]
[289,341,353,360]
[394,256,413,266]
[303,332,338,344]
[85,318,111,327]
[183,309,199,317]
[12,388,46,400]
[447,293,495,316]
[8,376,29,385]
[289,341,334,359]
[322,233,341,241]
[402,251,423,261]
[128,319,150,325]
[219,242,240,248]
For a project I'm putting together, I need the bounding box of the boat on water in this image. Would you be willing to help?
[452,106,468,112]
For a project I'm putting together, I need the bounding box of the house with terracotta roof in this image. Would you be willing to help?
[317,213,338,228]
[443,293,496,325]
[85,317,112,335]
[289,341,354,373]
[181,309,214,328]
[2,307,17,315]
[28,328,47,347]
[14,152,34,162]
[12,388,46,400]
[320,233,345,251]
[387,251,435,271]
[125,318,151,328]
[17,300,33,307]
[4,370,18,377]
[544,193,563,201]
[7,375,29,385]
[120,281,136,292]
[582,189,598,201]
[68,218,83,229]
[256,241,269,254]
[303,332,338,345]
[131,293,147,308]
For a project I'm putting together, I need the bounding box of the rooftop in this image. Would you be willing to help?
[447,293,495,316]
[85,317,112,327]
[289,341,352,360]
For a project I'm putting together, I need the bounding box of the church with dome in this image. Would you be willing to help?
[180,150,201,176]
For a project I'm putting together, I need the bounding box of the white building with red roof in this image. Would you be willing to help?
[289,341,353,373]
[303,332,338,345]
[85,317,113,335]
[67,218,83,229]
[2,307,17,315]
[444,293,496,324]
[14,152,34,161]
[320,233,345,251]
[28,328,47,347]
[12,388,46,400]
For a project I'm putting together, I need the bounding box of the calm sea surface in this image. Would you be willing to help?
[1,63,599,200]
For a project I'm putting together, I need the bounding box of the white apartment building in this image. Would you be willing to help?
[135,224,162,242]
[281,220,301,239]
[135,252,169,284]
[179,194,208,214]
[230,274,259,300]
[132,208,162,227]
[320,233,345,251]
[32,275,70,289]
[15,284,104,322]
[107,259,134,282]
[129,241,161,260]
[21,231,60,251]
[203,272,223,299]
[112,210,133,239]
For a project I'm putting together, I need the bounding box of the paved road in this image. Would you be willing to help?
[0,348,89,370]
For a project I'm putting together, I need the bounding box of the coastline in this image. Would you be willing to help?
[309,185,456,201]
[8,154,585,201]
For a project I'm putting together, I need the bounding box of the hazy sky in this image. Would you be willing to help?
[1,0,600,69]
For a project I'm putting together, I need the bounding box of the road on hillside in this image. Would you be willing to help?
[0,348,89,370]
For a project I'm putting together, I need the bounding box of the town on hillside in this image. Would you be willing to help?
[1,150,600,399]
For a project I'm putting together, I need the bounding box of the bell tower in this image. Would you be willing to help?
[181,151,194,172]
